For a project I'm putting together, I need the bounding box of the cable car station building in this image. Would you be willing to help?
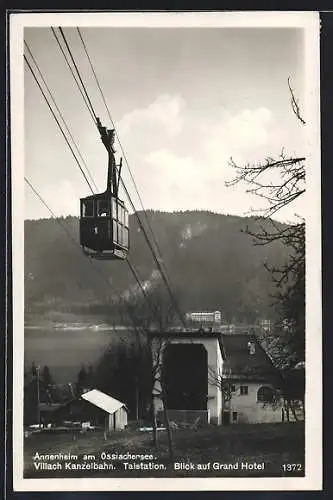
[150,330,285,426]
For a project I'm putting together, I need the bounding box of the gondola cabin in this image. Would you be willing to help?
[80,192,129,260]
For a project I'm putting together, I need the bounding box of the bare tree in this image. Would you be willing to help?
[122,283,176,460]
[148,334,175,457]
[226,78,306,369]
[208,366,233,408]
[146,286,176,460]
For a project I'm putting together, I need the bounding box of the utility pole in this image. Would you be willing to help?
[36,364,40,426]
[135,374,139,421]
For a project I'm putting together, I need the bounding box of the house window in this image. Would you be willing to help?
[257,386,275,403]
[240,385,248,395]
[232,411,238,422]
[231,384,236,392]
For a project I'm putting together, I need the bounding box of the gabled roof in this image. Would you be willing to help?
[149,330,221,339]
[147,330,280,383]
[220,333,280,382]
[81,389,127,414]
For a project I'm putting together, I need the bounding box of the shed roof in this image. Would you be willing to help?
[81,389,127,414]
[220,333,281,382]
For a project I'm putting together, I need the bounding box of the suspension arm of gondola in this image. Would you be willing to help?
[96,117,118,196]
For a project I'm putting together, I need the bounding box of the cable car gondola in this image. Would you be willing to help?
[80,118,129,260]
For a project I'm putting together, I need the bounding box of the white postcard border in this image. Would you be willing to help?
[10,10,322,492]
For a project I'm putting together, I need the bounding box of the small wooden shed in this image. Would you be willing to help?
[81,389,128,431]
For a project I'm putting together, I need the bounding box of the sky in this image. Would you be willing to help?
[23,25,306,222]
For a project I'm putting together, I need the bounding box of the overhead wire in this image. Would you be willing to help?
[27,30,186,330]
[24,177,108,296]
[24,177,115,294]
[77,27,173,272]
[75,27,187,330]
[25,176,161,327]
[25,42,161,328]
[58,27,98,123]
[51,27,97,127]
[126,258,162,326]
[24,53,95,195]
[53,25,185,329]
[25,177,81,247]
[24,40,99,193]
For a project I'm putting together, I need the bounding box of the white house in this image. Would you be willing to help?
[219,334,283,424]
[150,331,284,426]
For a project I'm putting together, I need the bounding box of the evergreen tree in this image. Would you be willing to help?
[42,365,53,387]
[76,364,88,394]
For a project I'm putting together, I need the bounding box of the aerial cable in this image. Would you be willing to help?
[24,41,99,193]
[42,26,185,330]
[77,27,178,299]
[126,258,162,326]
[25,47,163,330]
[51,27,97,127]
[24,54,95,195]
[25,177,83,248]
[25,177,158,327]
[77,27,169,265]
[58,27,98,123]
[25,177,101,282]
[76,28,186,330]
[116,170,187,329]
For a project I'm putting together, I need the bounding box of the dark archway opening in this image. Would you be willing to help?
[163,343,208,410]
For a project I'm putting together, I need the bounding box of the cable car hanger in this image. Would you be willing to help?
[96,117,122,197]
[79,117,129,261]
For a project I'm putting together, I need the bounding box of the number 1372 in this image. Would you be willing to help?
[282,464,303,472]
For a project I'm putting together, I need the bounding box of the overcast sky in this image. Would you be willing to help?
[24,25,305,222]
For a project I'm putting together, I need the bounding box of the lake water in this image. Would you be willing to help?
[24,322,131,384]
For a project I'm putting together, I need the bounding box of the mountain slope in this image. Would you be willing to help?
[24,211,289,322]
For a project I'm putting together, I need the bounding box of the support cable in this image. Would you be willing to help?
[24,51,160,327]
[58,27,98,123]
[30,29,186,330]
[51,27,97,127]
[24,54,95,195]
[25,41,99,193]
[25,177,160,327]
[77,28,171,269]
[76,28,186,330]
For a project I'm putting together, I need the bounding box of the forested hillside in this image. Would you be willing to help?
[24,210,289,323]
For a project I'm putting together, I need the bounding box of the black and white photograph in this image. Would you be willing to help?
[10,11,321,491]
